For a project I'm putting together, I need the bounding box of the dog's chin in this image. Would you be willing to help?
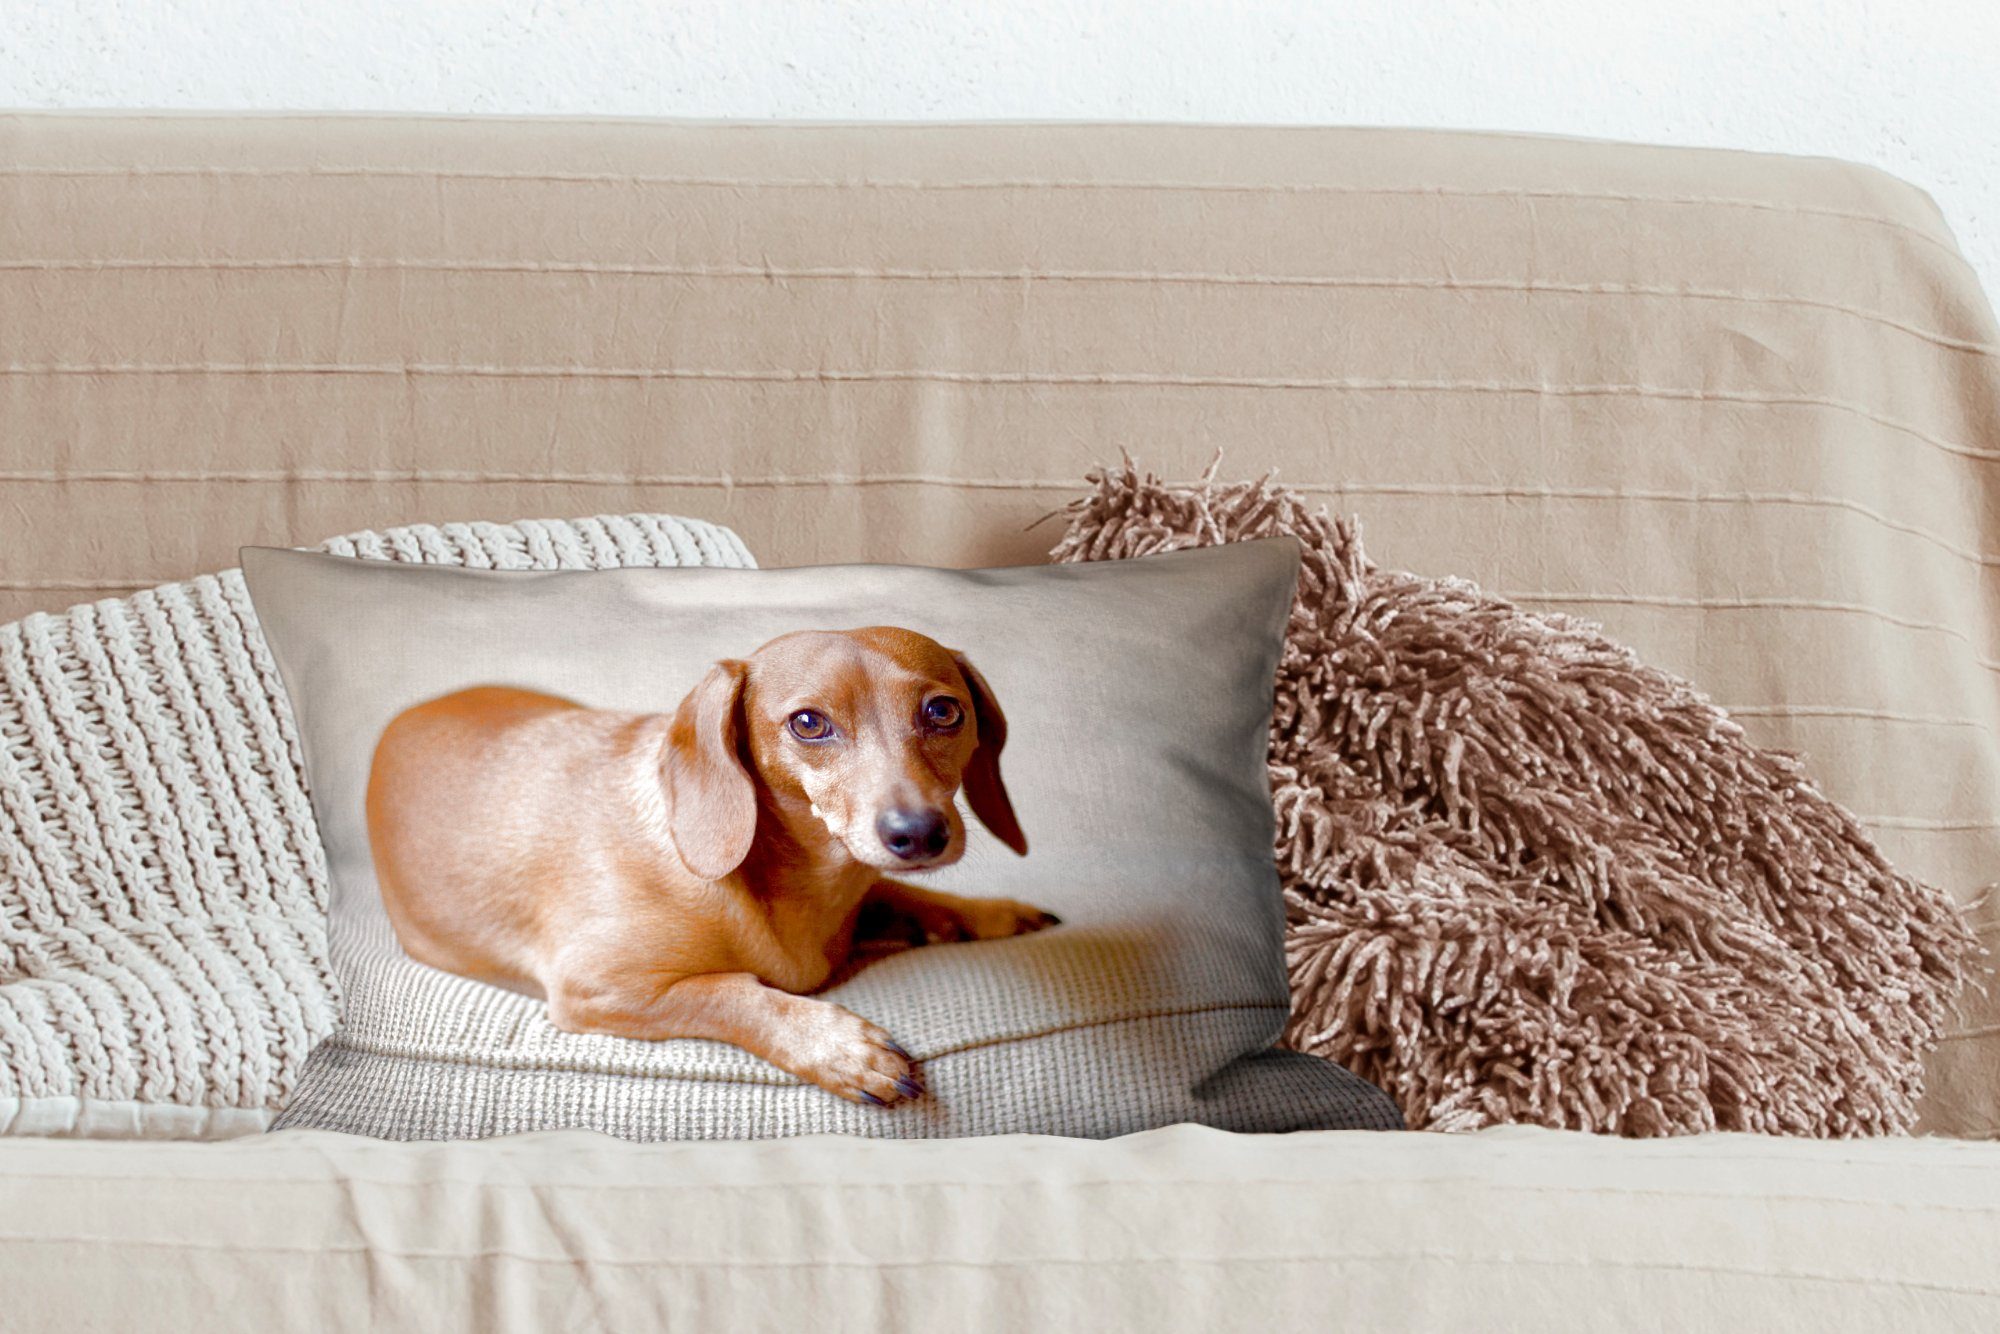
[843,839,963,874]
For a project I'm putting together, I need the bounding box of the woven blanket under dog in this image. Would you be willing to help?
[1052,462,1980,1136]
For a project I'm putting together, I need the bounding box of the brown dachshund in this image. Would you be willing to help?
[364,627,1054,1105]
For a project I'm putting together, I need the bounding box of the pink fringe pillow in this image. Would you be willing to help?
[1051,462,1979,1136]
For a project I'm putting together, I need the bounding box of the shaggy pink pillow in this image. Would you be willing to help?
[1051,461,1979,1136]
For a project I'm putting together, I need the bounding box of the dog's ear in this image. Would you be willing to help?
[663,659,757,881]
[950,651,1028,856]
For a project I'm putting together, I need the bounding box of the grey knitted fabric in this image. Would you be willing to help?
[0,513,753,1137]
[282,898,1398,1140]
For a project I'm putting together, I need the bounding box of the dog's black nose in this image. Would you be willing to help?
[877,807,950,861]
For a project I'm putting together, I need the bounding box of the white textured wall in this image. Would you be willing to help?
[5,1,1997,298]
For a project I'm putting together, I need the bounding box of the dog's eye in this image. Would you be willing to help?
[787,709,833,741]
[922,696,965,730]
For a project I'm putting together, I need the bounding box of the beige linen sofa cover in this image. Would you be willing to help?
[0,115,1997,1140]
[4,1123,1998,1331]
[6,113,2000,1330]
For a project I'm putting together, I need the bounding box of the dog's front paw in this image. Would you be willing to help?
[959,898,1062,942]
[792,1005,924,1107]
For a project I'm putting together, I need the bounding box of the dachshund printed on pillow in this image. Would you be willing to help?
[365,627,1055,1105]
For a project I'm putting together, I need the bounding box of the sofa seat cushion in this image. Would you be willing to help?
[1,1123,1995,1331]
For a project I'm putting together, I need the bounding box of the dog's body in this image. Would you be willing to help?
[365,627,1050,1105]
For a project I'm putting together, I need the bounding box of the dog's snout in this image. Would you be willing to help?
[876,807,950,862]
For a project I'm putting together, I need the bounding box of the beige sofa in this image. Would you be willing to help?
[2,114,1999,1329]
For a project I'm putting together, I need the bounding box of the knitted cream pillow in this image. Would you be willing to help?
[0,514,754,1138]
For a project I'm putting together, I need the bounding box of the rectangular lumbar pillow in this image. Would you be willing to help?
[0,514,752,1138]
[242,538,1401,1139]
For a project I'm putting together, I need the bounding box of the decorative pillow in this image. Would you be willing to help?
[1052,462,1981,1136]
[0,513,751,1138]
[241,538,1401,1140]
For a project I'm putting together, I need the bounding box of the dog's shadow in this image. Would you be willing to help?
[821,910,1203,1030]
[826,906,1132,990]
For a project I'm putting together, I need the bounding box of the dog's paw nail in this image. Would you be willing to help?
[895,1075,923,1099]
[857,1090,885,1107]
[1037,912,1062,927]
[885,1040,910,1059]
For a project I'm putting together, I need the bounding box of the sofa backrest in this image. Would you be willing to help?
[3,115,1997,1133]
